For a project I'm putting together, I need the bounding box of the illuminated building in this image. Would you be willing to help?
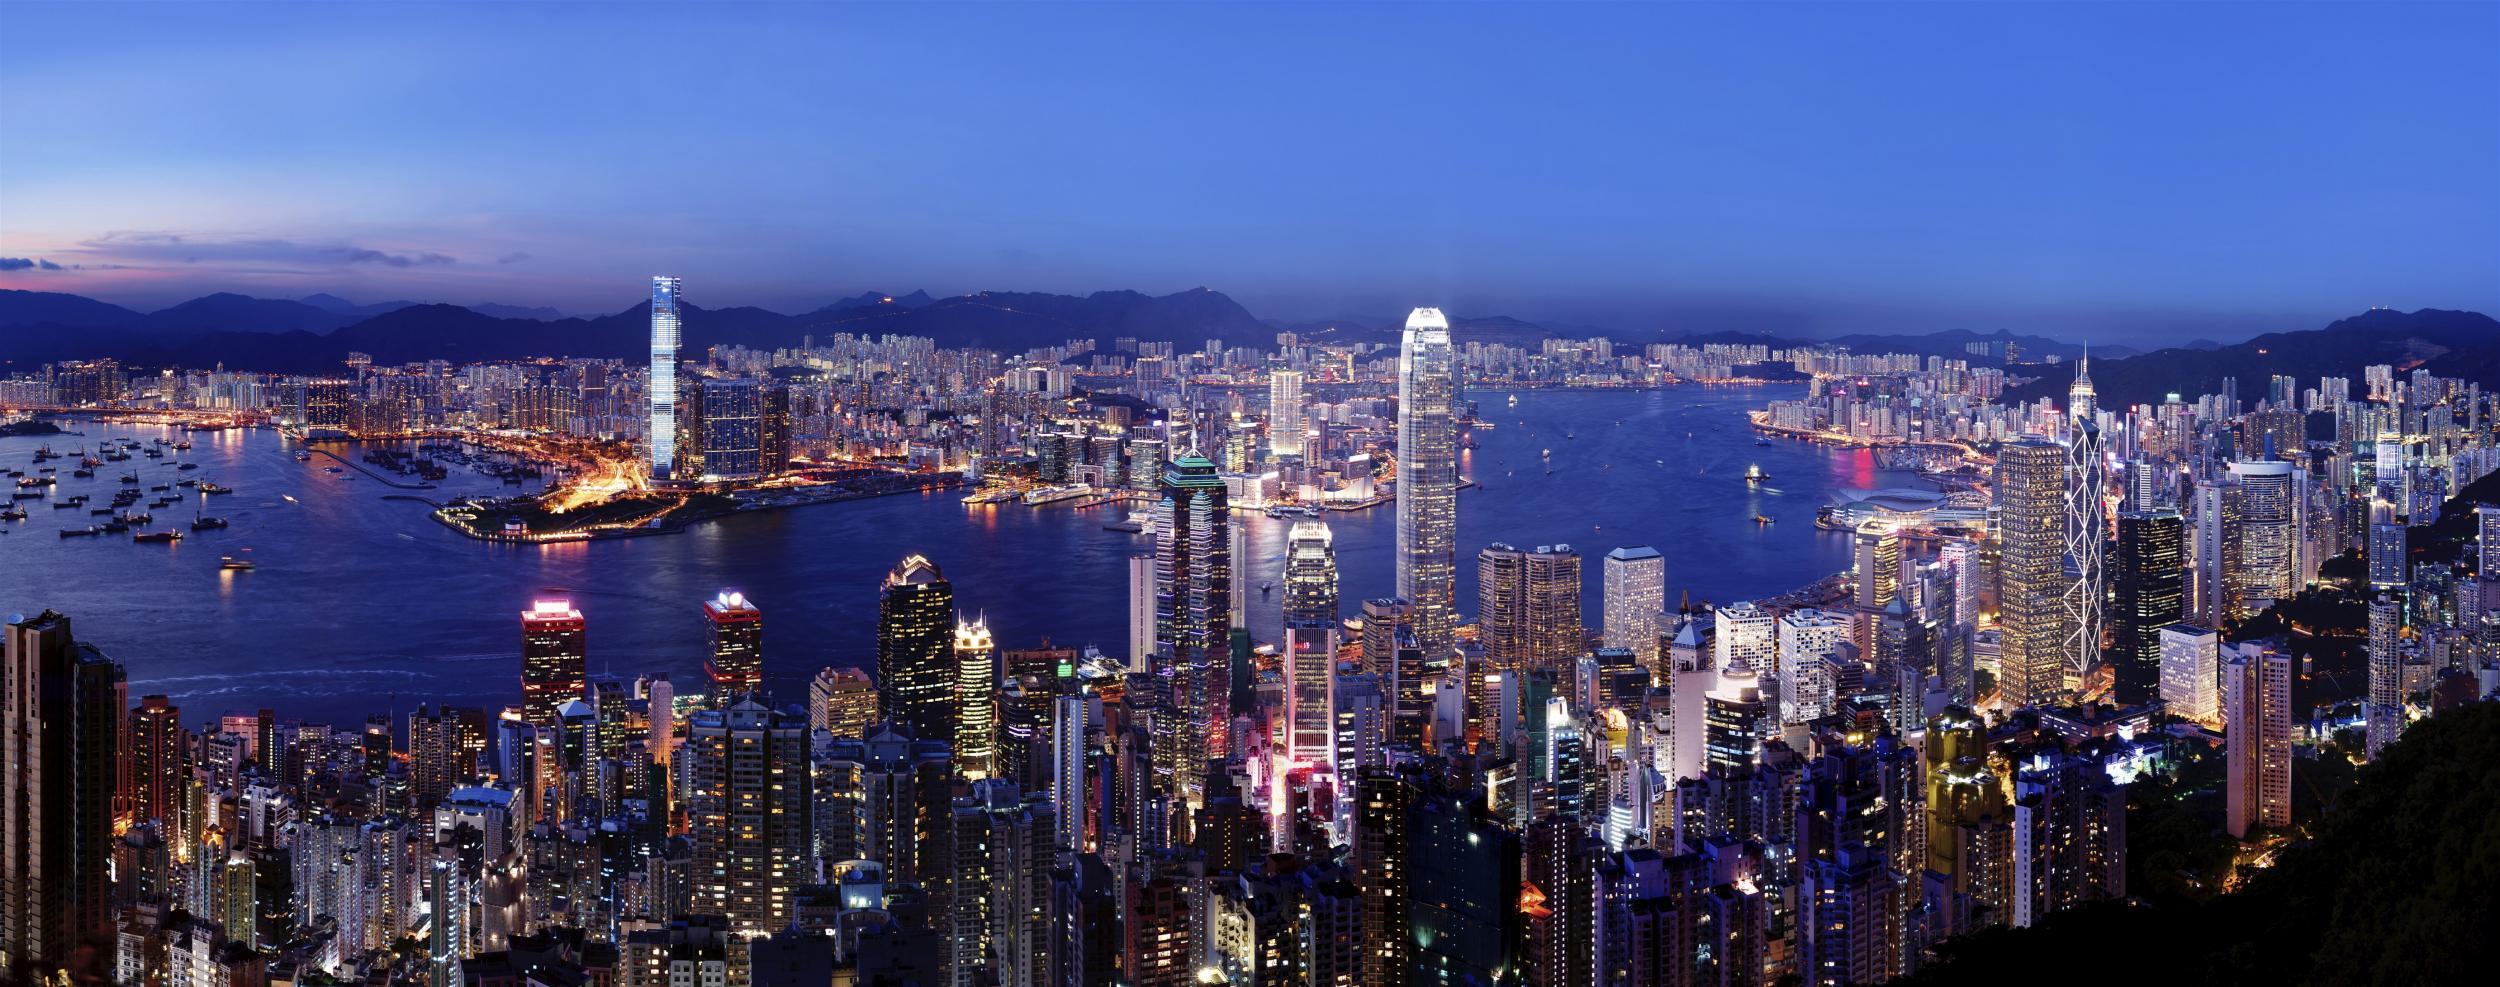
[1397,307,1459,658]
[1995,437,2074,708]
[1853,522,1901,610]
[2110,509,2185,704]
[1283,520,1339,630]
[1270,366,1306,460]
[2366,593,2404,760]
[1703,663,1768,774]
[809,667,878,738]
[703,591,764,707]
[129,695,188,835]
[956,614,997,779]
[1153,454,1233,813]
[1286,621,1337,766]
[687,699,808,936]
[2157,624,2221,723]
[1775,608,1846,725]
[2222,642,2292,838]
[1408,791,1521,987]
[2009,750,2125,928]
[878,555,958,746]
[682,374,764,481]
[2064,358,2108,687]
[1477,543,1584,675]
[519,600,587,726]
[3,611,125,971]
[1601,546,1665,668]
[2228,459,2305,607]
[648,275,682,480]
[2367,490,2407,590]
[1923,707,2010,936]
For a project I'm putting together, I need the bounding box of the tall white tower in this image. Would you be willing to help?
[1396,307,1458,657]
[649,276,684,480]
[2063,354,2107,686]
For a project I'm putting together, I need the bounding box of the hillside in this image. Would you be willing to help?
[2000,308,2500,409]
[1899,701,2500,985]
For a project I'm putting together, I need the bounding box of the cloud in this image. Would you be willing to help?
[71,231,459,270]
[0,258,32,271]
[495,251,533,265]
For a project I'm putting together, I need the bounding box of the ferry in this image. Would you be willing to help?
[1754,514,1774,525]
[1507,394,1519,407]
[133,529,182,544]
[220,555,256,571]
[199,481,233,495]
[1745,464,1769,484]
[1021,484,1093,506]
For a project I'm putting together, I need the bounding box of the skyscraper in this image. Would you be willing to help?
[878,555,958,745]
[1601,546,1665,668]
[2110,509,2185,704]
[1282,520,1339,630]
[2157,624,2221,723]
[1396,307,1458,658]
[520,600,588,726]
[2222,642,2292,838]
[2366,593,2404,760]
[2064,358,2108,686]
[1269,366,1306,460]
[1477,543,1584,675]
[955,614,997,780]
[3,611,124,970]
[703,591,763,707]
[649,275,683,480]
[128,694,187,834]
[1854,522,1902,610]
[1996,437,2075,708]
[1153,455,1233,810]
[2229,459,2304,606]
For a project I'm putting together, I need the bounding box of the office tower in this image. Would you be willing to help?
[1285,622,1337,766]
[1602,546,1665,667]
[703,590,764,707]
[1269,367,1306,460]
[1128,553,1156,670]
[1854,522,1901,609]
[1283,520,1340,629]
[2222,643,2292,839]
[1940,539,1980,629]
[2065,359,2109,685]
[519,600,588,726]
[1715,601,1776,673]
[1995,437,2074,708]
[648,275,682,480]
[686,700,808,936]
[2110,509,2185,704]
[809,668,877,738]
[2157,625,2221,723]
[956,615,997,779]
[1775,608,1846,724]
[3,611,125,970]
[2229,460,2304,605]
[1049,694,1089,851]
[2366,594,2404,760]
[129,695,187,833]
[2190,477,2242,624]
[878,555,957,744]
[1397,307,1459,658]
[1478,543,1585,674]
[1153,455,1233,809]
[1703,663,1768,774]
[679,375,764,481]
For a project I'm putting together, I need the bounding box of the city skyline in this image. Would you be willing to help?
[4,3,2496,341]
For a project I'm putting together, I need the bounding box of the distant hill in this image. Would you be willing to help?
[467,302,569,321]
[802,288,1271,352]
[1819,328,2139,362]
[2000,308,2500,409]
[0,289,146,332]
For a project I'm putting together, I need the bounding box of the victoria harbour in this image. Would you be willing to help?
[1,385,1920,723]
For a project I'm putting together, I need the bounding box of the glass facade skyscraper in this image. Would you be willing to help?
[1396,308,1457,659]
[877,555,957,744]
[649,275,683,480]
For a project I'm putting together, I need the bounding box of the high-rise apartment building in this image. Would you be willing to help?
[1396,308,1458,658]
[686,700,808,936]
[2221,642,2292,838]
[1995,438,2074,708]
[1269,367,1305,460]
[648,275,682,480]
[520,600,588,726]
[809,667,879,738]
[1478,543,1584,675]
[703,591,763,707]
[1601,546,1665,668]
[2366,593,2404,760]
[879,555,958,744]
[3,611,124,970]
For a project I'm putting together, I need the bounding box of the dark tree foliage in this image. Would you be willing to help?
[1897,703,2500,986]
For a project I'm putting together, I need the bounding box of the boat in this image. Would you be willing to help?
[281,494,298,504]
[1755,437,1774,447]
[176,478,197,487]
[134,530,182,543]
[150,484,169,492]
[191,515,229,531]
[120,472,140,484]
[1754,515,1774,524]
[293,451,313,461]
[177,462,199,471]
[1507,394,1519,407]
[322,466,343,474]
[71,467,94,478]
[1745,464,1768,484]
[60,526,99,538]
[200,482,233,495]
[173,440,191,450]
[90,507,115,516]
[1020,483,1092,506]
[0,505,24,520]
[1260,581,1275,595]
[120,513,152,525]
[10,491,41,501]
[102,519,128,533]
[220,555,256,571]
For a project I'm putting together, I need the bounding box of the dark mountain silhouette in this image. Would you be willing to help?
[1819,328,2139,362]
[807,290,936,317]
[467,302,569,321]
[0,289,146,332]
[297,293,423,321]
[142,292,360,334]
[803,288,1271,351]
[1999,308,2500,409]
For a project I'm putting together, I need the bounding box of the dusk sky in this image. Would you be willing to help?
[4,1,2495,342]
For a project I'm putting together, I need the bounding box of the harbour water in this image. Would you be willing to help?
[0,385,1931,725]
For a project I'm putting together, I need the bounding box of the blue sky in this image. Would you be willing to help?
[2,1,2494,342]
